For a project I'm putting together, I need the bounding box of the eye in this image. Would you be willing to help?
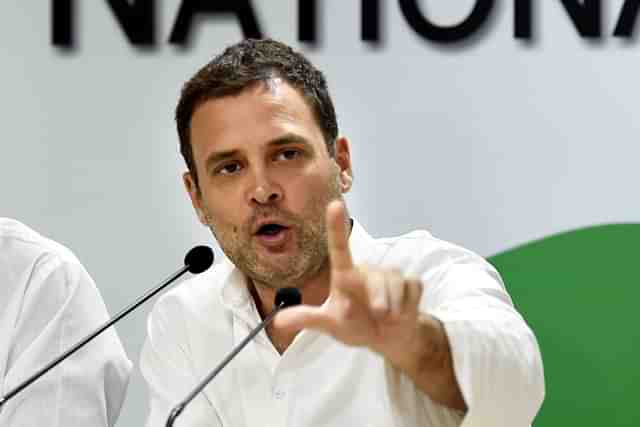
[275,148,301,161]
[216,162,242,175]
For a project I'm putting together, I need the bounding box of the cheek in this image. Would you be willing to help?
[205,198,244,233]
[288,178,320,206]
[288,173,337,211]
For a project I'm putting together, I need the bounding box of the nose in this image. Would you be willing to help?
[247,169,283,205]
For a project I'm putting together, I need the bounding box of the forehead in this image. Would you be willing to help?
[189,79,324,155]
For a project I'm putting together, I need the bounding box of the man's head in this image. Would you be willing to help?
[177,38,339,190]
[177,39,353,290]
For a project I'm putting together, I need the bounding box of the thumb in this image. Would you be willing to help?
[273,305,336,335]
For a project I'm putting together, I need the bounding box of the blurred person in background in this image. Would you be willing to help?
[0,217,131,426]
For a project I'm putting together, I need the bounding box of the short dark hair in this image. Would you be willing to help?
[175,38,339,188]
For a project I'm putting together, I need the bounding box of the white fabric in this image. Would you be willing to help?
[0,218,132,426]
[141,220,544,427]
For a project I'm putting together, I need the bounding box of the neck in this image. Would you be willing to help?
[248,262,331,354]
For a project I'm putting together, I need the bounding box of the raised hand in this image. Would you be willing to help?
[274,200,465,410]
[273,199,425,367]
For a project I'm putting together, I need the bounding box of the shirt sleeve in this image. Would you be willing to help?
[422,251,545,427]
[140,295,222,427]
[0,253,132,427]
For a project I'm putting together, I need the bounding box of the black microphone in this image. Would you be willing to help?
[166,287,302,427]
[0,245,214,409]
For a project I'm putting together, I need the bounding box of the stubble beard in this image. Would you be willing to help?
[210,174,343,290]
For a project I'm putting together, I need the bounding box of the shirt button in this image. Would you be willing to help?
[273,389,286,400]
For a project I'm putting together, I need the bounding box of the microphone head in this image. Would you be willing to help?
[274,287,302,309]
[184,246,214,274]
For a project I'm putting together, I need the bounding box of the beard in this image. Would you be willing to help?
[209,173,343,290]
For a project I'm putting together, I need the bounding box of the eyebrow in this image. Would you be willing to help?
[204,133,313,172]
[267,133,313,150]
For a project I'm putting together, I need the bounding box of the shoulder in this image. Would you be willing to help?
[0,218,91,297]
[370,227,507,311]
[149,258,233,328]
[0,218,84,268]
[144,259,234,369]
[367,226,500,285]
[374,228,484,268]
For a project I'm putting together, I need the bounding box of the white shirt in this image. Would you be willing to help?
[0,218,132,426]
[141,221,544,427]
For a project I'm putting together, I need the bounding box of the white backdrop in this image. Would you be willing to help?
[1,2,639,425]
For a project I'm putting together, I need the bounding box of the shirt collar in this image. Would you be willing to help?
[349,218,378,266]
[219,259,252,312]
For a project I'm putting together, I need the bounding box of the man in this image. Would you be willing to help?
[0,218,131,426]
[141,39,544,426]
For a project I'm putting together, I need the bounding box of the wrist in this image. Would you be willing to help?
[381,313,467,411]
[389,313,449,377]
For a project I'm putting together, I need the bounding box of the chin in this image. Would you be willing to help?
[254,265,305,287]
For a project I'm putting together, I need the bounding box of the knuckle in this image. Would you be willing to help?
[372,300,390,317]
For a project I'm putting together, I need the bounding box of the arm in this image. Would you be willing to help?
[388,257,545,423]
[424,259,545,425]
[388,313,466,411]
[274,201,544,425]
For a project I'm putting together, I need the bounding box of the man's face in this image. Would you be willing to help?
[184,79,352,289]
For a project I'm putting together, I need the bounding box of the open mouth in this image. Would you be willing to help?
[256,223,288,236]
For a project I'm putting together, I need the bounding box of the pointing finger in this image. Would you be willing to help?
[326,200,353,273]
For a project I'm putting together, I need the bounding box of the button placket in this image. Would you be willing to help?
[273,387,286,400]
[270,361,293,427]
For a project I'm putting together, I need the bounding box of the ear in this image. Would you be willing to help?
[333,137,353,193]
[183,172,209,225]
